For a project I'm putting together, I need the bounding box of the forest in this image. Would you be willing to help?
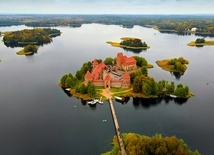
[102,133,200,155]
[3,28,61,47]
[1,14,214,36]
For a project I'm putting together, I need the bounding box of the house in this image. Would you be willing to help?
[84,52,135,88]
[191,27,197,32]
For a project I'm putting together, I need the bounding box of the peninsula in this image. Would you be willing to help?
[107,37,150,51]
[60,53,193,100]
[156,57,189,74]
[187,38,214,47]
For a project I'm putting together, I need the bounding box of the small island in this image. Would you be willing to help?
[156,57,189,74]
[101,133,200,155]
[187,38,214,47]
[3,28,61,56]
[59,53,193,101]
[107,37,150,52]
[16,45,38,55]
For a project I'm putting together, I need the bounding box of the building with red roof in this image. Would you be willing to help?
[116,52,137,71]
[84,53,135,88]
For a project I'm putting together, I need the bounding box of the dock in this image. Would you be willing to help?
[106,89,127,155]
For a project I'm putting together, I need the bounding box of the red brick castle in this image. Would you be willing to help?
[84,52,137,88]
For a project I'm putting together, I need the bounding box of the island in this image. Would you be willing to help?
[187,38,214,47]
[107,37,150,52]
[59,53,193,101]
[16,45,38,55]
[156,57,189,74]
[101,133,200,155]
[3,28,61,55]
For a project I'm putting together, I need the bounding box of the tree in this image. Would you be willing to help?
[60,74,68,86]
[79,84,87,94]
[133,56,148,67]
[87,83,96,97]
[24,45,38,53]
[195,38,205,43]
[142,82,152,95]
[104,57,114,65]
[102,133,201,155]
[141,66,148,76]
[133,76,144,93]
[65,76,72,88]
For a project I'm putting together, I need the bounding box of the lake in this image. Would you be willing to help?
[0,24,214,155]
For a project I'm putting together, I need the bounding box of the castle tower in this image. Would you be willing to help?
[116,52,123,70]
[92,59,98,69]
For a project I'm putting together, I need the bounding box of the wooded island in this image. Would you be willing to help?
[60,53,193,100]
[156,57,189,74]
[3,28,61,47]
[107,37,150,52]
[187,38,214,47]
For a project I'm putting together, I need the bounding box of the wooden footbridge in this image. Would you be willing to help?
[106,89,127,155]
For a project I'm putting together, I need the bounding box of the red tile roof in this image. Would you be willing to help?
[117,52,123,57]
[125,57,136,64]
[85,71,92,79]
[93,59,98,66]
[122,72,130,79]
[104,74,111,81]
[99,62,107,69]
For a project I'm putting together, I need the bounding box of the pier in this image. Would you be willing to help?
[106,89,127,155]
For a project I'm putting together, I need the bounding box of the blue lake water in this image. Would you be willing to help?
[0,24,214,155]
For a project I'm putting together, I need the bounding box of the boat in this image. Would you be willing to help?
[87,101,96,105]
[170,94,177,98]
[87,97,104,105]
[65,88,71,91]
[115,96,125,101]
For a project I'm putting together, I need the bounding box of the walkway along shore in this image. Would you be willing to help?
[106,88,127,155]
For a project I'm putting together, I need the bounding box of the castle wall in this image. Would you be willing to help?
[111,80,123,88]
[93,80,104,87]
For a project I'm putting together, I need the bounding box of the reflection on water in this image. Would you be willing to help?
[133,96,189,109]
[122,47,146,53]
[170,71,183,80]
[1,24,214,155]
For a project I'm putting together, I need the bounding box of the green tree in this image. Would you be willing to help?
[65,76,72,88]
[142,82,152,95]
[141,66,148,76]
[133,56,148,67]
[60,74,68,86]
[87,83,96,97]
[104,57,114,65]
[133,76,144,93]
[79,84,87,94]
[24,45,38,53]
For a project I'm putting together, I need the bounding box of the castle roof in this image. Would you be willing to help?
[93,59,98,66]
[122,72,130,79]
[99,61,107,69]
[125,57,136,64]
[104,74,111,81]
[85,71,92,79]
[117,52,123,57]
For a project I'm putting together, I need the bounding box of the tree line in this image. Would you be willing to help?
[1,14,214,36]
[60,61,96,98]
[120,38,148,47]
[132,75,190,98]
[3,28,61,47]
[167,57,189,73]
[102,133,200,155]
